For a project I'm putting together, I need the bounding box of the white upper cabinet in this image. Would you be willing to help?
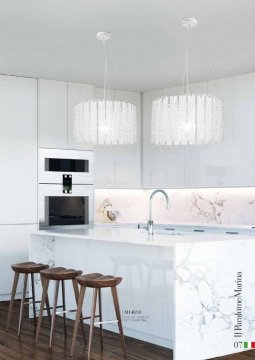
[114,89,141,188]
[38,79,68,149]
[37,73,255,189]
[143,87,185,188]
[67,82,94,150]
[143,75,255,188]
[0,75,37,224]
[38,80,141,188]
[94,88,141,188]
[184,78,234,187]
[94,88,115,188]
[233,73,255,186]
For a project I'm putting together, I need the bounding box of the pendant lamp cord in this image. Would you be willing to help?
[183,27,190,96]
[103,40,110,101]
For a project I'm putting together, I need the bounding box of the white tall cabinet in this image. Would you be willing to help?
[0,75,37,224]
[0,75,37,299]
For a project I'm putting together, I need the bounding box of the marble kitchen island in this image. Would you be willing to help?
[30,227,255,360]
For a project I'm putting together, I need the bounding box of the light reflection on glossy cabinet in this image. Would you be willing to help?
[67,82,94,150]
[94,88,141,188]
[0,75,37,224]
[38,79,68,149]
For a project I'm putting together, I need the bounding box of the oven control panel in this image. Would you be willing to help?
[63,174,72,194]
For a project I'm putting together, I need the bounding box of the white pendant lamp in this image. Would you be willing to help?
[151,18,224,146]
[74,32,137,145]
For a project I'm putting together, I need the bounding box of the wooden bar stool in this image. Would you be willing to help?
[71,273,127,359]
[6,261,50,336]
[36,267,85,348]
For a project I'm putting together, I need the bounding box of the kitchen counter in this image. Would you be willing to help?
[32,226,254,246]
[30,227,255,360]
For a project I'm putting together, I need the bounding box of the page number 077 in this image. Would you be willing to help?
[234,342,243,348]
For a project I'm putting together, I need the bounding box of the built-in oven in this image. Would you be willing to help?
[38,148,94,184]
[38,148,94,230]
[38,184,94,229]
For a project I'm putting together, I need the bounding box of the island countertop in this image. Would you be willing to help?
[31,226,255,248]
[31,226,255,360]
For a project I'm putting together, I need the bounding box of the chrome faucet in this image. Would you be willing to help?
[148,189,170,235]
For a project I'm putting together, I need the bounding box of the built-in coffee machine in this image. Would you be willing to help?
[38,148,94,229]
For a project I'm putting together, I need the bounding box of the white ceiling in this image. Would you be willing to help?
[0,0,255,91]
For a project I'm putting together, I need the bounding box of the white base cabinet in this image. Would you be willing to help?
[0,224,37,301]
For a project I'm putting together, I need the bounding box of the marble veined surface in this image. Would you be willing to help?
[30,228,255,360]
[175,238,255,359]
[31,227,254,248]
[95,188,255,225]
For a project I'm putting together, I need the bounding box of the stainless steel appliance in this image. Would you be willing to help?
[38,148,94,230]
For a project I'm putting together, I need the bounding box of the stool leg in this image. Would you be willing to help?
[111,286,127,358]
[35,277,49,343]
[72,279,86,345]
[70,285,86,357]
[18,273,28,336]
[61,280,67,338]
[49,280,60,349]
[6,271,20,331]
[88,288,98,360]
[98,288,103,353]
[31,273,37,328]
[40,274,51,324]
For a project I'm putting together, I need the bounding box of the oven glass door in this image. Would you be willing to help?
[39,148,94,184]
[45,158,89,173]
[47,196,88,226]
[38,184,94,229]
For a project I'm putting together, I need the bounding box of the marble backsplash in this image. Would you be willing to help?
[95,188,255,225]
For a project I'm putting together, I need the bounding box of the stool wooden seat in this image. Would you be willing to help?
[6,261,50,336]
[11,262,49,274]
[40,267,82,280]
[76,273,122,288]
[36,266,85,349]
[71,273,127,359]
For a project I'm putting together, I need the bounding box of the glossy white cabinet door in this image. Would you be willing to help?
[38,79,68,149]
[114,89,141,188]
[0,224,37,300]
[94,89,141,188]
[67,82,94,150]
[184,78,234,187]
[0,75,37,224]
[143,88,185,188]
[94,88,115,188]
[143,78,236,188]
[233,73,255,186]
